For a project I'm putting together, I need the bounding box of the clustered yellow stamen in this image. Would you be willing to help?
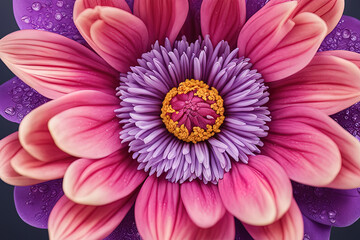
[161,79,225,143]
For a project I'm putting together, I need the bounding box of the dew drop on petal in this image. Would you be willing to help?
[31,2,42,11]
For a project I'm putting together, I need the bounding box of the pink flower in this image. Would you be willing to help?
[1,0,360,239]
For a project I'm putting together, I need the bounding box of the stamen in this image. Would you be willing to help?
[161,79,224,143]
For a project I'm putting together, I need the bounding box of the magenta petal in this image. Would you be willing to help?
[303,215,331,240]
[293,182,360,227]
[319,15,360,53]
[12,0,85,44]
[0,77,48,123]
[14,179,63,229]
[104,207,141,240]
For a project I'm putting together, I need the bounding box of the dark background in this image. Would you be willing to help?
[0,0,360,239]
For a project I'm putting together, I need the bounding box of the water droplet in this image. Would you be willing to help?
[55,12,62,21]
[39,184,49,193]
[304,233,310,240]
[21,16,31,24]
[351,35,357,41]
[25,200,33,205]
[34,212,43,221]
[30,185,38,193]
[328,210,337,219]
[32,2,42,11]
[51,189,57,197]
[320,210,326,220]
[342,29,351,39]
[5,107,15,116]
[330,219,336,224]
[56,0,64,7]
[45,21,54,29]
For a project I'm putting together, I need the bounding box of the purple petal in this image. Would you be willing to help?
[0,77,49,123]
[303,215,331,240]
[14,179,63,229]
[104,206,141,240]
[12,0,85,44]
[246,0,269,20]
[125,0,134,11]
[178,0,202,42]
[331,102,360,141]
[293,182,360,227]
[319,15,360,53]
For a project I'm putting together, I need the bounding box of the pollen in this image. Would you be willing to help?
[161,79,225,143]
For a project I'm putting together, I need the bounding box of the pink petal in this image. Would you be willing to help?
[238,1,327,82]
[135,176,235,240]
[180,180,226,228]
[244,199,304,240]
[48,96,120,159]
[63,150,147,206]
[48,194,136,240]
[292,0,344,34]
[218,155,292,226]
[269,53,360,115]
[0,30,118,99]
[201,0,246,48]
[74,6,149,72]
[269,107,360,189]
[73,0,131,20]
[262,107,342,187]
[19,90,116,162]
[0,132,43,186]
[318,50,360,68]
[133,0,189,45]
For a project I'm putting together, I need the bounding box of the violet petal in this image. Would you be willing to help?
[235,218,254,240]
[246,0,269,20]
[293,182,360,227]
[319,15,360,53]
[178,0,202,42]
[12,0,85,44]
[104,206,141,240]
[14,179,63,229]
[0,77,49,123]
[303,214,331,240]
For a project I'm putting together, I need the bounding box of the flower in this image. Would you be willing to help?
[1,0,360,239]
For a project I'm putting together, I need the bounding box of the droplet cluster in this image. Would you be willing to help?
[3,77,49,121]
[19,0,85,44]
[331,102,360,141]
[319,17,360,53]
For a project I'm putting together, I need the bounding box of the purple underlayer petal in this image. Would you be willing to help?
[303,215,331,240]
[235,218,254,240]
[246,0,268,20]
[319,15,360,53]
[0,77,49,123]
[293,182,360,227]
[12,0,85,44]
[178,0,202,42]
[14,179,63,229]
[104,206,141,240]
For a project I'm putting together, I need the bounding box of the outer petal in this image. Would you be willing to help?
[244,199,304,240]
[267,107,360,189]
[74,6,149,73]
[180,180,226,228]
[319,15,360,53]
[302,215,331,240]
[318,50,360,68]
[293,182,360,227]
[0,30,118,99]
[0,77,49,123]
[0,132,43,186]
[49,194,136,240]
[262,107,343,187]
[63,150,147,206]
[19,90,118,162]
[133,0,189,45]
[269,53,360,115]
[13,0,85,44]
[218,155,292,226]
[135,176,235,240]
[73,0,131,19]
[14,179,63,229]
[48,97,120,159]
[238,1,327,82]
[200,0,246,48]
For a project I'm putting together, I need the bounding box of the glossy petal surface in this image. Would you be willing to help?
[13,0,85,44]
[302,215,331,240]
[0,77,48,123]
[293,182,360,227]
[14,179,63,229]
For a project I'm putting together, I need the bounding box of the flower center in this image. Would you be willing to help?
[161,79,225,143]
